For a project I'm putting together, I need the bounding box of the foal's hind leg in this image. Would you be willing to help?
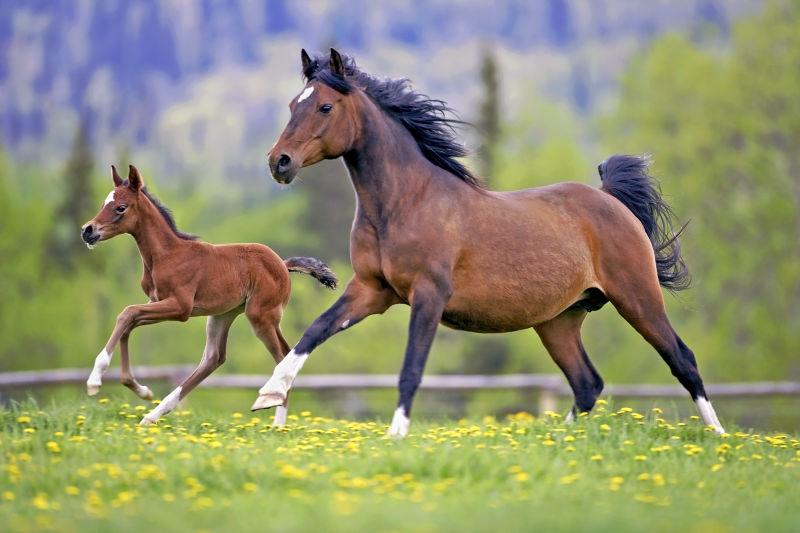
[605,280,725,433]
[534,308,603,420]
[140,310,239,425]
[245,303,291,427]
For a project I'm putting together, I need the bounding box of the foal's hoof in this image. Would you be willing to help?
[251,393,284,411]
[86,384,101,397]
[138,416,156,426]
[136,386,154,401]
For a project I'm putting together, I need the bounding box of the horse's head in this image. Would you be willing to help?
[268,48,359,184]
[81,165,146,248]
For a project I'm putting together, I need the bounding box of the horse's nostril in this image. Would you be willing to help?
[83,225,93,237]
[277,154,292,169]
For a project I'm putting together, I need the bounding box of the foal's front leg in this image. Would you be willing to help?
[119,332,154,400]
[86,297,191,396]
[388,278,450,438]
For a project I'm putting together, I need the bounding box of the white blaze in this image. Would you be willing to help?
[296,86,314,104]
[103,190,115,206]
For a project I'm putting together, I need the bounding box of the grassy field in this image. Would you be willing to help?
[1,396,798,532]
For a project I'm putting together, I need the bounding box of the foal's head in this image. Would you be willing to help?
[81,165,147,248]
[268,49,360,184]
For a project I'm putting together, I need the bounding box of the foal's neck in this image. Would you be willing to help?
[343,93,439,223]
[130,197,186,269]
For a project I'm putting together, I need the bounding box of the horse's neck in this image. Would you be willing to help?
[131,200,184,270]
[343,96,433,222]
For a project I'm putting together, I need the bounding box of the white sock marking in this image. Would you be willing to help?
[340,319,350,329]
[565,410,575,423]
[695,397,725,434]
[272,405,288,427]
[296,86,314,104]
[387,407,410,438]
[87,349,111,393]
[258,350,308,399]
[141,386,182,425]
[103,190,115,206]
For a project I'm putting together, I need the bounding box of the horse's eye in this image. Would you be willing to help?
[115,205,127,213]
[319,104,333,114]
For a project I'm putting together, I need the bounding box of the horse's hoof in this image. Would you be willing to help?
[86,384,101,396]
[138,416,156,426]
[251,393,284,411]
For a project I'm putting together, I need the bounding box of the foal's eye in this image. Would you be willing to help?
[115,205,127,213]
[319,104,333,114]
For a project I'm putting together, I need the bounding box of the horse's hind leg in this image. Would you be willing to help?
[119,332,153,400]
[605,279,725,433]
[534,308,603,419]
[245,302,291,427]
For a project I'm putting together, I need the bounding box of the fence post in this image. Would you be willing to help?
[538,387,558,415]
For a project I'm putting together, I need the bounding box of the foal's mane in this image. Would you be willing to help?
[302,52,481,188]
[128,182,197,241]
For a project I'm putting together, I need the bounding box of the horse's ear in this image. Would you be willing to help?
[111,165,123,186]
[329,48,345,77]
[301,49,312,74]
[127,165,143,192]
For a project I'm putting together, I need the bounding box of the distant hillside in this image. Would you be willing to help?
[0,0,757,177]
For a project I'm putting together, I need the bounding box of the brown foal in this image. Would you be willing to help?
[81,165,336,426]
[253,49,725,437]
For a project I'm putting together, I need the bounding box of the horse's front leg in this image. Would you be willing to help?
[388,277,451,438]
[251,279,393,411]
[86,297,191,396]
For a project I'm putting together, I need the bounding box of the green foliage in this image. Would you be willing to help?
[0,4,798,425]
[1,398,798,532]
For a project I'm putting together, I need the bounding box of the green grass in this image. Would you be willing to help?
[1,397,798,532]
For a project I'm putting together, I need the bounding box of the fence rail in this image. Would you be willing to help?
[1,366,798,414]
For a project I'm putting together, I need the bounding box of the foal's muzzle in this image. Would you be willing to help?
[268,152,298,184]
[81,224,101,247]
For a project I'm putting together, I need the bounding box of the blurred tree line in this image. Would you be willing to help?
[0,2,797,391]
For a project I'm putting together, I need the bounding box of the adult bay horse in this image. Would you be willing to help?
[81,165,337,426]
[252,49,725,437]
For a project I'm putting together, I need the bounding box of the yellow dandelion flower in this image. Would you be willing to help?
[243,482,258,492]
[46,441,61,453]
[2,491,15,501]
[17,416,31,424]
[599,424,611,432]
[515,472,530,482]
[634,455,648,461]
[590,454,603,461]
[711,463,724,472]
[559,474,580,485]
[32,493,50,510]
[66,486,80,496]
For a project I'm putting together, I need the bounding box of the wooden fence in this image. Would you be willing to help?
[1,366,798,414]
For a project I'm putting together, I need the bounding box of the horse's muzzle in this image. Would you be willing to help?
[268,152,298,184]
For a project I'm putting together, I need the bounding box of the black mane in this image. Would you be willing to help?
[131,184,197,241]
[303,52,481,187]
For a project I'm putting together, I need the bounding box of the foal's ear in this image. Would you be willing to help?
[127,165,144,192]
[301,48,312,74]
[111,165,123,186]
[329,48,345,77]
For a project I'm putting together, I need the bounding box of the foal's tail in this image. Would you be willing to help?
[598,154,691,291]
[284,257,338,290]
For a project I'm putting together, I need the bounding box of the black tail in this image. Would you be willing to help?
[599,154,690,291]
[284,257,338,289]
